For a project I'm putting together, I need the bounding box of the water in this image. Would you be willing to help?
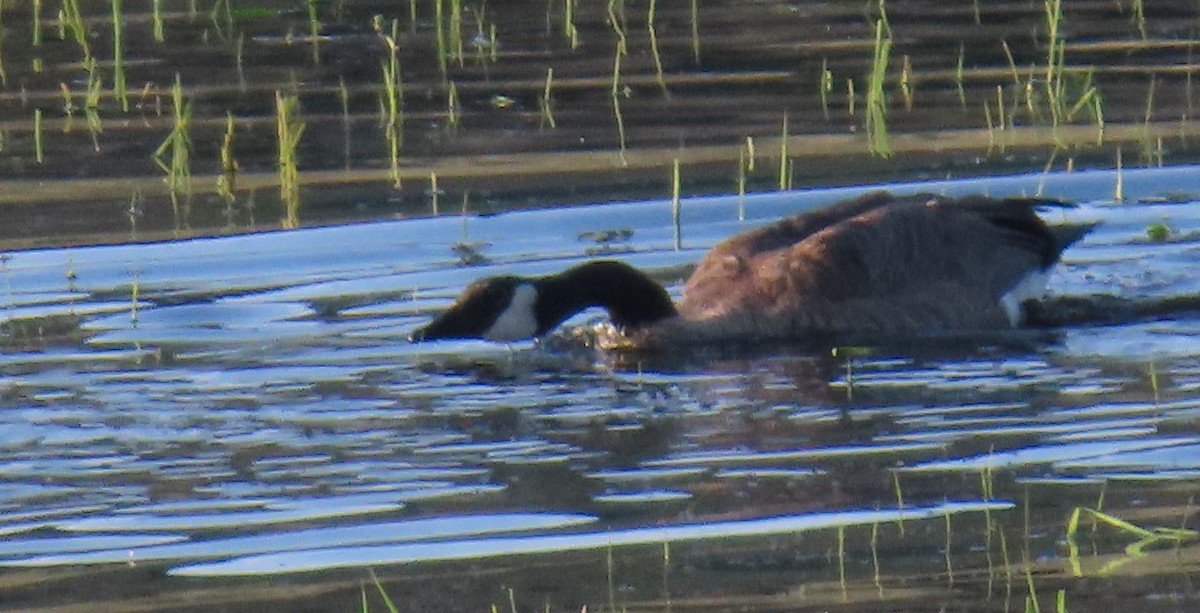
[6,0,1200,609]
[3,168,1200,611]
[4,0,1200,246]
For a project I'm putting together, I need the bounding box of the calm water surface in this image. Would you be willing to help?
[3,168,1200,611]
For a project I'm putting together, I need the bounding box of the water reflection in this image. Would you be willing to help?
[168,502,1011,576]
[1,171,1200,609]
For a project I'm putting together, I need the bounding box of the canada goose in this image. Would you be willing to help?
[409,191,1094,348]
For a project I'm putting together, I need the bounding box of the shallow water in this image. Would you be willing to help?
[2,168,1200,611]
[7,0,1200,610]
[4,0,1200,247]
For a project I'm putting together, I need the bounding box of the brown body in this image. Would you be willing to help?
[629,191,1091,346]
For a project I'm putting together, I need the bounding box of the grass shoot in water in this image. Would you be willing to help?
[1148,359,1161,404]
[366,569,400,613]
[307,0,321,64]
[1001,40,1020,87]
[380,22,405,188]
[538,68,556,128]
[0,8,6,85]
[447,81,460,130]
[611,39,628,166]
[127,189,141,238]
[661,541,672,608]
[690,0,700,63]
[778,112,788,190]
[32,0,42,48]
[609,0,628,165]
[671,158,681,250]
[955,45,966,109]
[737,137,754,220]
[151,0,164,42]
[1114,146,1124,201]
[1022,544,1040,613]
[1140,75,1157,166]
[434,0,448,80]
[84,67,103,151]
[837,525,847,601]
[1066,506,1197,577]
[209,0,235,39]
[129,270,140,326]
[60,0,92,67]
[451,0,466,66]
[464,6,494,65]
[606,542,616,612]
[996,84,1008,132]
[456,192,473,252]
[846,78,856,116]
[339,76,351,166]
[34,108,43,164]
[899,54,913,111]
[819,57,833,120]
[865,19,892,157]
[235,32,247,89]
[1044,0,1067,137]
[737,148,746,219]
[274,92,305,228]
[871,521,884,598]
[1131,0,1146,39]
[563,0,578,49]
[112,0,128,112]
[984,99,996,154]
[217,111,238,204]
[647,0,667,96]
[429,172,439,216]
[944,507,955,586]
[59,83,75,129]
[153,74,192,221]
[1084,84,1104,144]
[488,22,497,62]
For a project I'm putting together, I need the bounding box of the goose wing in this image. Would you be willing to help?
[679,190,898,319]
[678,193,1076,324]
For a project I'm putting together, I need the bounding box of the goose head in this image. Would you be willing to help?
[409,261,678,342]
[409,276,541,342]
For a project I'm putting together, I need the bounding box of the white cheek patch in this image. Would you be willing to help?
[1000,269,1050,326]
[484,283,539,341]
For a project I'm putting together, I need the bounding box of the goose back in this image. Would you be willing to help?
[677,192,1087,333]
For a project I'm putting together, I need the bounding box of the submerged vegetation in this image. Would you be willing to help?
[0,0,1194,245]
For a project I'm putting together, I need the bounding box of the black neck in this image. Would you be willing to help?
[534,261,677,334]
